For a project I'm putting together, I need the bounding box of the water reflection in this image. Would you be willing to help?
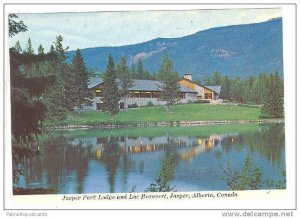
[102,137,120,193]
[14,123,286,194]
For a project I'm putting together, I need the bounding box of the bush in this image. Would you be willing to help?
[194,99,210,104]
[146,101,154,107]
[220,156,286,190]
[128,103,138,108]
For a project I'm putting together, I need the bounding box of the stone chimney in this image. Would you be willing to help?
[184,73,192,81]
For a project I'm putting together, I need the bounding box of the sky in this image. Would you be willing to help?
[9,8,282,51]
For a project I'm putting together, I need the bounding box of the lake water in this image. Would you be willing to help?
[15,123,286,194]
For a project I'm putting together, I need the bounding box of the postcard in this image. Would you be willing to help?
[2,2,297,214]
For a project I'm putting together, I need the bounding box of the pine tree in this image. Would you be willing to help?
[8,14,27,37]
[250,73,268,105]
[102,54,120,116]
[272,71,284,117]
[137,59,143,79]
[261,71,284,118]
[232,77,244,102]
[212,71,222,85]
[25,38,34,54]
[54,35,69,62]
[204,74,212,85]
[9,15,55,142]
[14,41,22,53]
[157,54,180,110]
[50,45,55,54]
[117,56,133,110]
[143,69,154,80]
[70,49,90,108]
[130,63,136,78]
[244,76,255,102]
[43,35,70,119]
[38,44,45,55]
[23,38,36,77]
[220,75,232,100]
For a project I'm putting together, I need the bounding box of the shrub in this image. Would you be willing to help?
[146,101,154,107]
[220,156,286,190]
[195,99,210,104]
[128,103,138,108]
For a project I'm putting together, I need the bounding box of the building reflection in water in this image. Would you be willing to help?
[93,135,224,161]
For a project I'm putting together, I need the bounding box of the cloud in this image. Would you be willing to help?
[211,48,236,57]
[129,47,167,64]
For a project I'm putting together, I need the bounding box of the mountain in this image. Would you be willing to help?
[67,18,283,79]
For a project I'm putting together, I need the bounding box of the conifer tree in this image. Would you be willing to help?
[38,44,44,55]
[9,14,55,142]
[54,35,69,62]
[70,49,90,108]
[130,63,136,78]
[8,14,27,37]
[157,54,180,110]
[212,71,222,85]
[117,56,133,110]
[14,41,22,53]
[244,76,255,102]
[43,35,70,119]
[137,59,144,79]
[25,38,34,54]
[220,75,232,100]
[232,77,244,102]
[204,74,212,85]
[102,54,120,116]
[261,71,284,118]
[272,71,284,117]
[50,45,55,54]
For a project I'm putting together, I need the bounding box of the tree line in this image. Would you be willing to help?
[198,71,284,118]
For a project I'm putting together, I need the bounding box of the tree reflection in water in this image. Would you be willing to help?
[221,124,285,167]
[146,141,179,192]
[101,137,121,193]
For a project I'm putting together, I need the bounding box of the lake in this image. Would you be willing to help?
[14,123,286,194]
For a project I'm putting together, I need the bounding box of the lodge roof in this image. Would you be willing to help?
[88,77,103,89]
[179,78,221,94]
[88,78,197,93]
[204,85,222,94]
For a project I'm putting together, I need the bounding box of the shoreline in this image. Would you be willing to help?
[43,118,284,131]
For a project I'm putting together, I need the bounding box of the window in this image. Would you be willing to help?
[95,89,101,97]
[180,93,185,99]
[119,102,125,109]
[205,93,212,99]
[132,92,140,98]
[96,103,104,110]
[152,92,160,98]
[140,92,152,98]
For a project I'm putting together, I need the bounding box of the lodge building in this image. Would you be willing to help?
[86,74,221,111]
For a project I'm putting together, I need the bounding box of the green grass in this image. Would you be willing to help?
[45,104,262,127]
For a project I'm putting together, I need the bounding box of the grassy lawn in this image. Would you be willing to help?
[46,104,262,127]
